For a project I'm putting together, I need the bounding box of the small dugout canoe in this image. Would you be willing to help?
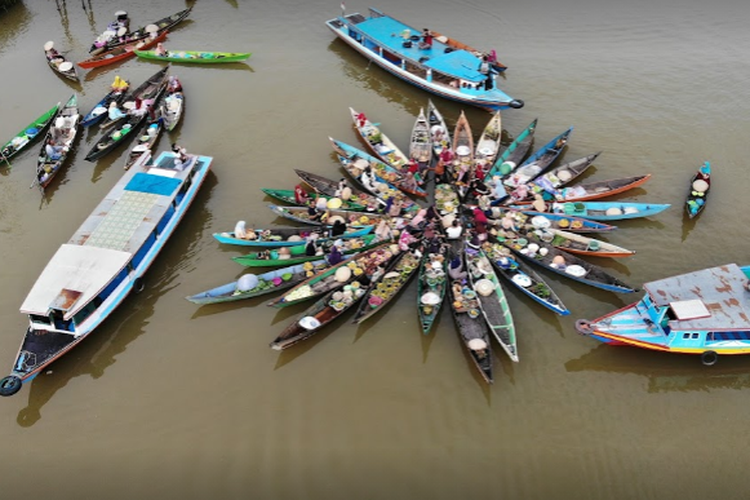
[135,49,251,64]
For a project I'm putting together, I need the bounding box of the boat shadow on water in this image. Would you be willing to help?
[565,344,750,394]
[14,171,217,426]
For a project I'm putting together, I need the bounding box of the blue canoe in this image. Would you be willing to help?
[502,127,573,189]
[538,201,671,221]
[325,7,523,112]
[212,225,373,247]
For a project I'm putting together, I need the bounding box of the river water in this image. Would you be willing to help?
[2,1,750,498]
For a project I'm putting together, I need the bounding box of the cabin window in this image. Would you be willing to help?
[30,314,51,326]
[73,296,103,326]
[692,333,699,339]
[682,333,690,339]
[382,50,402,66]
[404,60,427,79]
[363,38,378,53]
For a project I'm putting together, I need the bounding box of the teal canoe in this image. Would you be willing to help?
[135,50,251,64]
[232,233,384,267]
[1,102,60,163]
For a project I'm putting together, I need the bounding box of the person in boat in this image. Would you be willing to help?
[167,75,183,93]
[326,241,344,265]
[402,171,419,193]
[356,112,367,128]
[172,143,188,161]
[419,28,433,50]
[234,221,255,240]
[294,184,309,205]
[307,204,323,223]
[375,219,392,241]
[154,42,168,57]
[448,255,467,281]
[304,233,319,256]
[361,165,377,192]
[334,178,348,198]
[478,55,494,90]
[472,208,489,242]
[446,219,463,240]
[387,198,403,218]
[398,228,418,252]
[108,101,126,121]
[408,208,428,230]
[469,177,490,199]
[45,45,62,62]
[111,75,129,92]
[330,219,348,237]
[45,139,64,161]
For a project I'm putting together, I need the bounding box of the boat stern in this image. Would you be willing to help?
[575,302,669,350]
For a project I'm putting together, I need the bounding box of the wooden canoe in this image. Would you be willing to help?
[78,30,168,69]
[542,228,635,258]
[98,66,170,131]
[261,188,366,211]
[489,118,537,178]
[541,201,671,221]
[213,225,373,247]
[46,51,79,83]
[501,232,636,293]
[268,204,391,228]
[417,243,448,334]
[271,243,397,308]
[490,207,618,233]
[426,99,451,156]
[352,245,423,324]
[482,242,569,316]
[465,246,518,362]
[685,162,711,218]
[409,107,432,167]
[528,152,601,194]
[330,138,428,197]
[122,115,164,170]
[185,260,328,305]
[160,76,184,131]
[269,284,366,351]
[90,7,192,55]
[452,110,474,167]
[474,111,503,166]
[135,50,251,64]
[553,174,652,202]
[34,94,80,189]
[81,83,129,128]
[232,233,383,267]
[447,240,493,384]
[0,102,60,164]
[335,154,419,214]
[294,169,384,210]
[349,107,410,173]
[503,127,573,189]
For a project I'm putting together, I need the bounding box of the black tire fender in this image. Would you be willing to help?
[133,277,145,294]
[0,376,22,397]
[701,350,718,367]
[575,319,593,336]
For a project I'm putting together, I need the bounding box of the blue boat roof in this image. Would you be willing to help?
[353,15,486,83]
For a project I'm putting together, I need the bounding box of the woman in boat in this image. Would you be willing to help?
[234,220,256,240]
[375,219,392,241]
[45,140,64,161]
[294,184,309,205]
[448,256,467,281]
[398,228,417,252]
[326,241,344,265]
[478,55,494,90]
[172,143,189,163]
[330,219,348,237]
[307,204,323,223]
[419,28,433,49]
[387,198,403,218]
[108,101,126,121]
[154,42,168,57]
[356,112,367,128]
[167,75,183,93]
[446,219,463,240]
[304,233,319,256]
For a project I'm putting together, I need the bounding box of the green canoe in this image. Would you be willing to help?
[135,50,251,64]
[232,234,383,268]
[261,188,367,211]
[1,102,60,164]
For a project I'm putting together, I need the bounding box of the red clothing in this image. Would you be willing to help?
[408,160,419,174]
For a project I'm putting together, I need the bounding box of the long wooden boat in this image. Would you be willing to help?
[552,174,652,203]
[575,263,750,362]
[452,110,474,167]
[501,232,636,293]
[160,76,184,132]
[482,242,569,316]
[86,69,170,162]
[417,243,448,334]
[294,169,385,210]
[326,8,523,112]
[489,118,537,178]
[426,99,451,156]
[88,14,130,56]
[98,66,170,131]
[78,30,168,69]
[213,225,373,247]
[232,233,383,267]
[490,207,618,233]
[45,47,79,83]
[270,243,397,308]
[428,30,507,73]
[409,107,432,168]
[685,162,711,219]
[0,102,60,163]
[503,127,573,189]
[261,187,366,211]
[349,107,409,172]
[80,77,130,128]
[185,260,329,305]
[538,201,671,221]
[446,240,493,383]
[335,153,419,213]
[352,245,423,324]
[541,228,635,258]
[136,49,251,64]
[465,245,517,362]
[90,7,192,55]
[526,152,600,195]
[330,138,428,197]
[122,115,164,170]
[34,94,80,189]
[0,151,212,397]
[268,204,391,228]
[474,111,502,166]
[269,283,367,351]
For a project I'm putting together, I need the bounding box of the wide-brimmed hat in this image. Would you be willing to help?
[44,41,54,51]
